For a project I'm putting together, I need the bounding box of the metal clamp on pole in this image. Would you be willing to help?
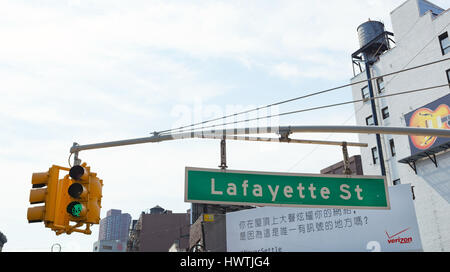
[72,142,81,166]
[341,142,352,175]
[219,138,228,170]
[278,127,292,143]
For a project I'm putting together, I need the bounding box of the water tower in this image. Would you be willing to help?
[150,205,165,214]
[352,20,394,75]
[351,20,395,177]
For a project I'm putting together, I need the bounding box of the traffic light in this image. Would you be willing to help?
[65,163,103,233]
[28,163,103,236]
[67,165,89,221]
[27,166,60,224]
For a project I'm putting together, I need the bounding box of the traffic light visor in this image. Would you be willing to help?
[69,165,87,181]
[27,206,45,223]
[68,183,84,198]
[29,188,47,204]
[31,172,49,188]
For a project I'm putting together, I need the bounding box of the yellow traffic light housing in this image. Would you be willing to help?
[28,163,103,236]
[64,163,103,234]
[27,166,62,224]
[67,165,89,221]
[86,174,103,224]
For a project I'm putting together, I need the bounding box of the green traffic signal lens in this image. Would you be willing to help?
[72,204,83,217]
[67,201,83,217]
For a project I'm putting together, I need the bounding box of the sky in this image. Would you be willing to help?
[1,0,448,252]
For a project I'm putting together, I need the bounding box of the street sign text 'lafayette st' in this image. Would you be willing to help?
[185,167,390,209]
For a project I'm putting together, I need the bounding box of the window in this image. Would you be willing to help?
[439,32,450,55]
[446,69,450,86]
[361,85,370,101]
[371,147,378,164]
[389,138,396,157]
[366,115,374,126]
[393,179,401,186]
[376,77,385,93]
[382,106,389,119]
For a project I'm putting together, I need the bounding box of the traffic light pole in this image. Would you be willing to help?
[70,125,450,155]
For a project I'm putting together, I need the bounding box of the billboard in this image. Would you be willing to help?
[226,184,422,252]
[404,93,450,155]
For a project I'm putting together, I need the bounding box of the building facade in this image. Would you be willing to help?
[93,240,127,252]
[320,155,363,175]
[189,213,227,252]
[350,0,449,251]
[127,206,190,252]
[98,209,132,243]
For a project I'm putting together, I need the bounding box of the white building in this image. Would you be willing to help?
[93,240,127,252]
[350,0,449,251]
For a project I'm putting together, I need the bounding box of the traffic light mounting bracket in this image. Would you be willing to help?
[72,142,81,166]
[53,222,92,236]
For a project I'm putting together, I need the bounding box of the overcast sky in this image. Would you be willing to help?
[1,0,447,252]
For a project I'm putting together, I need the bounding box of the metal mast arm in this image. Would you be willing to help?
[69,125,450,154]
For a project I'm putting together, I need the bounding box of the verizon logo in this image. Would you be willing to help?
[385,228,413,244]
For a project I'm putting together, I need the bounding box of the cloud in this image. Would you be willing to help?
[0,0,413,87]
[269,61,351,80]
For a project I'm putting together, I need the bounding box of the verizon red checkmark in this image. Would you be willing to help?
[385,228,410,239]
[385,228,413,244]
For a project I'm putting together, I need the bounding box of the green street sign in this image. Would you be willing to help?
[185,167,390,210]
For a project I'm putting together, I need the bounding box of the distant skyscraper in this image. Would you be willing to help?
[98,209,132,243]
